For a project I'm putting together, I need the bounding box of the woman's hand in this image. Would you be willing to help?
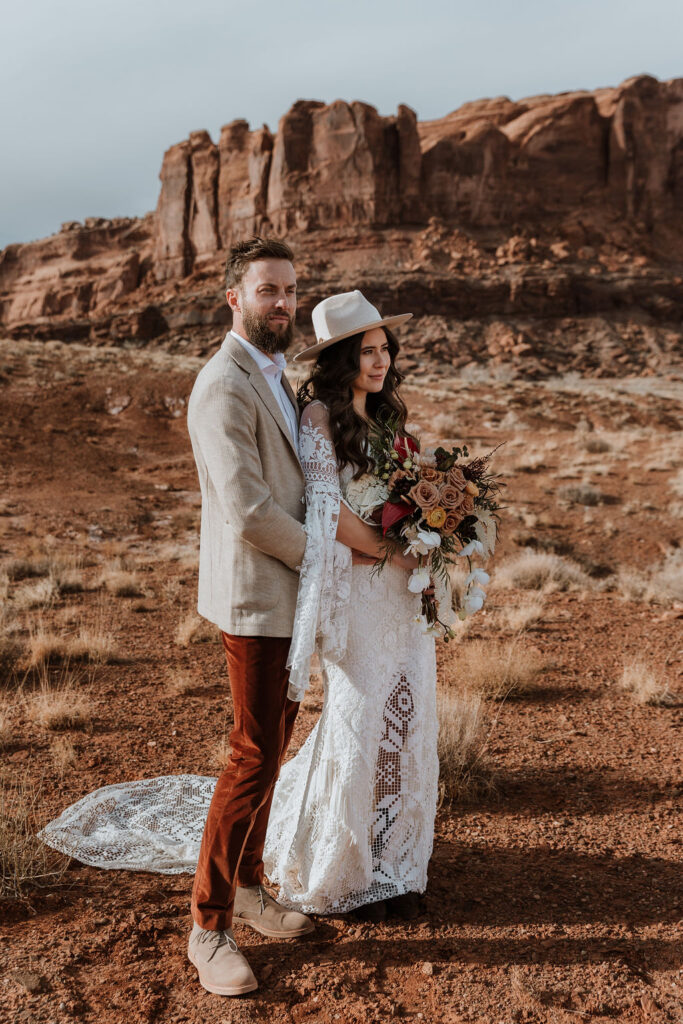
[351,550,378,566]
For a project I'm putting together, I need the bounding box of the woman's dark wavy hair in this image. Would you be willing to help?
[296,327,408,479]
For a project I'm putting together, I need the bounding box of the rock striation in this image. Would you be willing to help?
[1,75,682,378]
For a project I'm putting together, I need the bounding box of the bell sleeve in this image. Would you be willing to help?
[286,401,352,702]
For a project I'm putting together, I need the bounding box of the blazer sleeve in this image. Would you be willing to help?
[189,376,306,572]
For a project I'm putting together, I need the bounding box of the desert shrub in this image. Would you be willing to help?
[557,482,604,506]
[4,558,51,582]
[494,550,590,592]
[0,775,69,902]
[437,687,492,804]
[175,612,216,647]
[583,436,611,454]
[50,735,77,774]
[502,595,545,633]
[620,659,676,706]
[100,568,144,597]
[25,624,118,669]
[11,577,58,611]
[27,681,93,731]
[445,639,545,700]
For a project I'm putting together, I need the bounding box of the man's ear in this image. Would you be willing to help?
[226,288,240,313]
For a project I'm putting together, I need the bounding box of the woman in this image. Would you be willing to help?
[263,289,439,921]
[38,291,440,922]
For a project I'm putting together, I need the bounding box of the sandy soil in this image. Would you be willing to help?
[1,338,681,1024]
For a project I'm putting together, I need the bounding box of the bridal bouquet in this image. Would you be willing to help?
[344,415,503,639]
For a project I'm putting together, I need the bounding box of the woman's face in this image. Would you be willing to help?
[352,327,391,396]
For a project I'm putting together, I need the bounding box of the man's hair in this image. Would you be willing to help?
[225,236,294,290]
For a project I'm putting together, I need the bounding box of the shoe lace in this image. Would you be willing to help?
[257,884,268,915]
[197,928,238,960]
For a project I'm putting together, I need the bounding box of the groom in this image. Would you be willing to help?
[186,237,314,996]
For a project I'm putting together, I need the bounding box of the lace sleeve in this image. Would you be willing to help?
[286,401,352,701]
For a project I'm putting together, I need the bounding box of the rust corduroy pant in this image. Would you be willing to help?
[191,633,299,931]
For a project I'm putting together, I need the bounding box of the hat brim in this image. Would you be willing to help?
[293,313,413,363]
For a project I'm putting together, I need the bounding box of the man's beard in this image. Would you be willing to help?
[242,305,295,354]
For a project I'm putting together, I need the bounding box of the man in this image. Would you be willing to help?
[186,237,314,997]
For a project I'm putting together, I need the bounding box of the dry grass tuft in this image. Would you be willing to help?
[100,567,144,598]
[615,548,683,607]
[557,481,605,506]
[27,682,94,731]
[214,734,232,771]
[437,687,493,804]
[619,659,676,706]
[0,702,14,749]
[11,577,58,611]
[583,436,612,454]
[167,671,200,696]
[501,595,546,633]
[4,557,51,582]
[494,550,591,592]
[446,639,545,700]
[175,612,216,647]
[0,774,69,902]
[25,623,119,669]
[50,735,77,773]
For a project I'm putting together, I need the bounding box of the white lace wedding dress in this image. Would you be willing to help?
[39,402,439,914]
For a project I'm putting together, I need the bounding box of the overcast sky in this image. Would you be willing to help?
[1,0,681,248]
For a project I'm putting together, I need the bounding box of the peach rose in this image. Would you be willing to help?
[420,467,443,484]
[447,466,467,490]
[460,493,475,515]
[408,479,440,512]
[465,480,479,497]
[442,511,462,536]
[426,506,447,529]
[388,468,414,489]
[439,484,465,510]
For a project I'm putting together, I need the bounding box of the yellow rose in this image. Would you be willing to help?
[465,480,479,496]
[426,506,447,528]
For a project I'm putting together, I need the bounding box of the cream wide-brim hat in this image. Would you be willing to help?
[293,289,413,362]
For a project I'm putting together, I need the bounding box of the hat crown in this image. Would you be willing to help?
[312,290,381,343]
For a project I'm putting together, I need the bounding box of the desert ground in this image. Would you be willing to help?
[1,337,681,1024]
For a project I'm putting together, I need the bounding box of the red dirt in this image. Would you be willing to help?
[1,338,681,1024]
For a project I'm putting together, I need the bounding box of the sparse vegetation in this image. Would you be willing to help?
[493,550,591,592]
[27,679,94,731]
[437,686,493,804]
[557,482,605,506]
[175,611,216,647]
[445,639,545,699]
[0,774,69,902]
[620,658,676,706]
[100,567,144,597]
[501,595,546,632]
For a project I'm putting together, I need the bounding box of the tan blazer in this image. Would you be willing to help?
[187,333,306,637]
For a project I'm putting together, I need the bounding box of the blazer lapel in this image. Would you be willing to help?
[281,373,301,426]
[223,334,300,461]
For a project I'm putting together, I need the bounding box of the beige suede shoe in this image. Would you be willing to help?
[233,884,315,939]
[187,922,258,996]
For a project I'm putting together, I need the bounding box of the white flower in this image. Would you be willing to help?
[412,612,428,628]
[404,529,442,557]
[344,473,389,521]
[408,568,431,593]
[456,539,484,558]
[463,589,485,615]
[465,568,490,588]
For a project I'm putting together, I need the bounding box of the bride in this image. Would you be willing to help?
[264,289,439,920]
[39,290,440,923]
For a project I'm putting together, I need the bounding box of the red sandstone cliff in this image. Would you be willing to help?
[1,74,681,378]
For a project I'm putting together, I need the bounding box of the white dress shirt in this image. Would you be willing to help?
[230,330,299,446]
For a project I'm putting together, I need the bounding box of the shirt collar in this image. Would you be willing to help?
[230,330,287,376]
